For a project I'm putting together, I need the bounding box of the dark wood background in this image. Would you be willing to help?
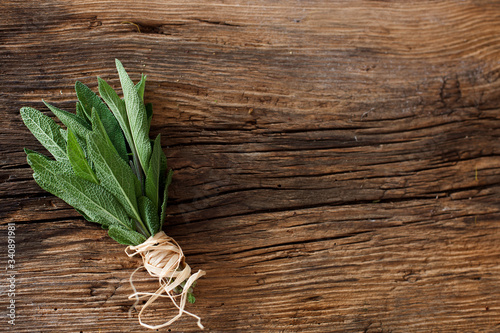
[1,1,500,332]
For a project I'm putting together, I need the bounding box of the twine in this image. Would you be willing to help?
[125,231,206,330]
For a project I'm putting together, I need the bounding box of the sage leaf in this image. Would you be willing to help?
[87,129,143,224]
[108,224,147,246]
[75,81,128,162]
[87,110,146,233]
[136,77,153,142]
[115,59,151,174]
[135,74,146,101]
[91,107,117,153]
[138,195,160,236]
[20,107,68,163]
[97,77,134,150]
[60,128,68,142]
[145,134,162,210]
[67,129,99,184]
[21,60,177,244]
[145,102,153,132]
[76,101,91,126]
[43,101,91,143]
[75,208,94,223]
[160,169,174,228]
[159,144,168,183]
[23,148,51,160]
[26,152,132,230]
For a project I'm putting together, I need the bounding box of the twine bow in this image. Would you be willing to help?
[125,231,206,330]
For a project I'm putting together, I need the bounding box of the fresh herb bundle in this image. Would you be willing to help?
[20,60,205,329]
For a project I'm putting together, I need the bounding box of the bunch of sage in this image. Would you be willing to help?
[20,59,205,329]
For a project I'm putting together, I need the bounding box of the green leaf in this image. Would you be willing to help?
[75,81,128,162]
[23,148,51,160]
[159,144,168,182]
[138,196,160,236]
[187,293,196,304]
[67,129,99,184]
[91,107,115,152]
[60,128,68,142]
[88,130,143,222]
[74,86,92,121]
[108,224,147,246]
[20,107,68,163]
[76,101,91,126]
[43,101,91,143]
[115,59,152,174]
[145,134,162,210]
[26,152,132,230]
[87,111,147,234]
[97,77,134,150]
[135,74,146,101]
[145,102,153,132]
[160,169,174,228]
[75,208,94,223]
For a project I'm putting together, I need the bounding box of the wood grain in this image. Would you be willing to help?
[1,0,500,332]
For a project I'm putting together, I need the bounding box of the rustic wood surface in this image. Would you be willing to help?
[1,0,500,332]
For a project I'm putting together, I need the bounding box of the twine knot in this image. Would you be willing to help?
[125,231,206,330]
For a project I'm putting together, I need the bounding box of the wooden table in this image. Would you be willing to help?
[1,1,500,332]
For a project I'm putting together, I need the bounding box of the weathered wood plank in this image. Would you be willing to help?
[1,0,500,332]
